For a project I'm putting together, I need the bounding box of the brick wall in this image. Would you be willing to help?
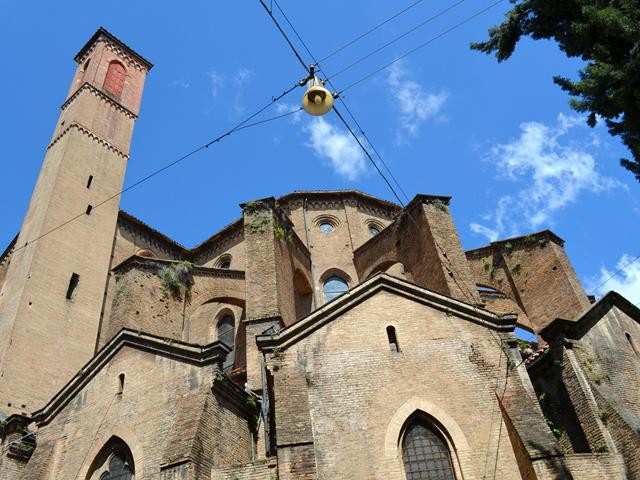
[16,345,252,480]
[267,290,526,479]
[467,231,590,333]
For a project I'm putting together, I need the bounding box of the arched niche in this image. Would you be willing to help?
[293,268,313,319]
[188,298,246,370]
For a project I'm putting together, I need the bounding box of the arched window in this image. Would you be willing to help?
[216,254,232,269]
[100,453,133,480]
[103,61,126,97]
[386,325,400,352]
[323,275,348,302]
[319,222,334,234]
[402,420,455,480]
[626,332,639,358]
[87,437,134,480]
[217,314,235,371]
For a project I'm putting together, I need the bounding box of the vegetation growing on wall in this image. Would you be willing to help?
[158,261,193,300]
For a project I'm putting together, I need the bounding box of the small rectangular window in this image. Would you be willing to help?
[86,175,93,189]
[85,205,93,215]
[387,325,400,352]
[66,273,79,300]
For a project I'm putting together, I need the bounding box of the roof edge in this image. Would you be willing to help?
[31,328,230,426]
[256,273,516,351]
[540,291,640,341]
[466,229,565,257]
[74,27,153,69]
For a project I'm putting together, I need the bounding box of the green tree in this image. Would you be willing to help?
[472,1,640,181]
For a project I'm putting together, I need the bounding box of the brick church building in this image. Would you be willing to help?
[1,28,639,480]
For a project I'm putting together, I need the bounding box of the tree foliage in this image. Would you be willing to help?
[472,0,640,181]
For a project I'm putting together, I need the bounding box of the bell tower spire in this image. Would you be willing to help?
[0,28,152,415]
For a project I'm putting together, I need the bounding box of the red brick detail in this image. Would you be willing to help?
[103,61,126,97]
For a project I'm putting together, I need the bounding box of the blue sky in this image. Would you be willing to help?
[1,1,638,303]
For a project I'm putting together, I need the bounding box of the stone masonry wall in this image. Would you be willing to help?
[467,232,591,333]
[267,291,528,480]
[18,347,252,480]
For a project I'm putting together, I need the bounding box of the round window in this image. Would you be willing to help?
[323,275,348,302]
[369,226,380,236]
[319,223,334,234]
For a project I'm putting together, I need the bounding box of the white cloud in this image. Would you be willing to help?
[387,62,448,143]
[171,79,190,89]
[304,117,367,180]
[275,102,303,124]
[592,254,640,304]
[232,69,254,115]
[207,71,225,98]
[206,69,254,114]
[233,68,253,86]
[471,113,622,241]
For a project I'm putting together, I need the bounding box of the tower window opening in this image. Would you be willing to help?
[103,61,126,97]
[86,175,93,189]
[66,273,80,300]
[117,373,125,395]
[386,325,400,352]
[626,333,639,358]
[319,222,334,234]
[86,204,93,215]
[217,314,235,371]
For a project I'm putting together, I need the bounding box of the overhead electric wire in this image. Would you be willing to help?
[11,83,302,254]
[262,0,411,206]
[334,98,411,203]
[327,0,467,80]
[336,0,505,94]
[259,0,309,72]
[271,0,316,70]
[315,0,428,66]
[588,254,640,296]
[333,107,406,206]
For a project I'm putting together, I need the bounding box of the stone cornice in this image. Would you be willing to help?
[0,233,18,266]
[75,27,153,71]
[47,121,129,159]
[191,221,244,260]
[31,328,230,426]
[62,82,137,119]
[540,291,640,342]
[279,190,400,214]
[256,273,516,352]
[118,210,188,252]
[466,230,565,259]
[112,255,245,280]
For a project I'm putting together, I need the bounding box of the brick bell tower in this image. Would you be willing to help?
[0,28,152,415]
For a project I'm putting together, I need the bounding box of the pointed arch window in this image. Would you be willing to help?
[402,420,455,480]
[87,437,134,480]
[217,314,235,371]
[100,453,133,480]
[104,61,126,97]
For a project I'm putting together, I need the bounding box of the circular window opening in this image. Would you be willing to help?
[369,226,380,236]
[319,223,334,234]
